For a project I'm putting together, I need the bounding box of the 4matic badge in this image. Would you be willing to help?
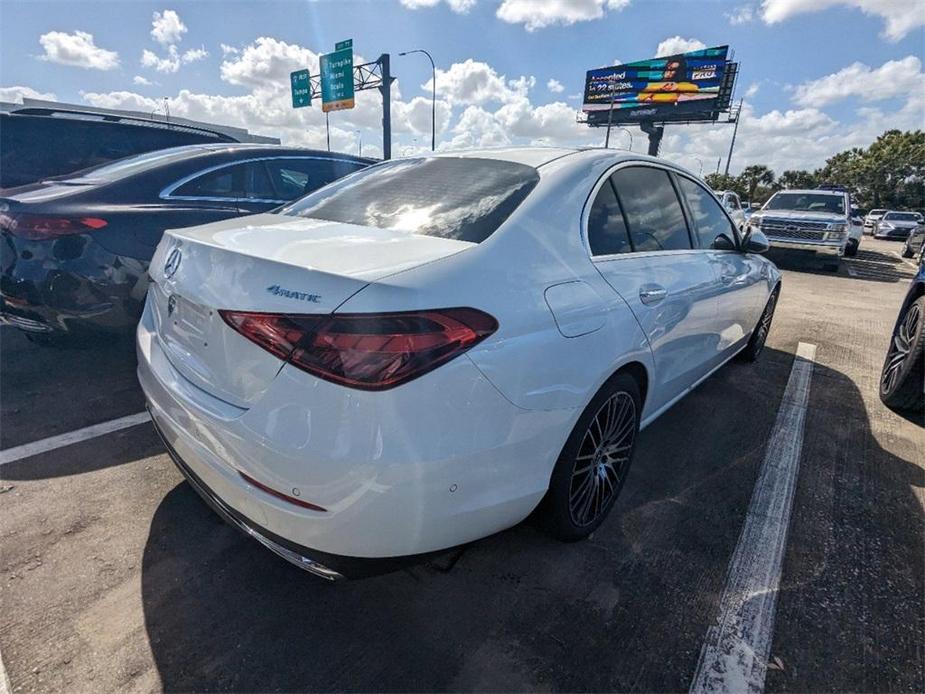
[266,284,322,304]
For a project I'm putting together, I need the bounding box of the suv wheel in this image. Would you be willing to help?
[845,238,859,257]
[540,372,641,541]
[880,295,924,412]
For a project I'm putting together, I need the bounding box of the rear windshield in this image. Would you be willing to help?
[279,156,540,244]
[764,192,845,215]
[884,212,921,221]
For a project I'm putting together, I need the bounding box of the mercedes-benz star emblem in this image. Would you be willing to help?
[164,248,182,278]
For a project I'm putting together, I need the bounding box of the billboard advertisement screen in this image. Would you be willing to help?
[583,46,731,125]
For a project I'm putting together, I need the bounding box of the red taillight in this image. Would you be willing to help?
[220,308,498,390]
[1,213,108,240]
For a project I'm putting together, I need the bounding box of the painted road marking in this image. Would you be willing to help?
[0,644,10,694]
[689,342,817,694]
[0,412,150,466]
[889,250,919,270]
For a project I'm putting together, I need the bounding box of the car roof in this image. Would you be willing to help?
[429,147,580,168]
[780,189,846,195]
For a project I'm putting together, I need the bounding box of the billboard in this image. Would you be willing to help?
[583,46,733,125]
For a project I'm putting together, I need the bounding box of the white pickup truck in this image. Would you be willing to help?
[747,188,856,263]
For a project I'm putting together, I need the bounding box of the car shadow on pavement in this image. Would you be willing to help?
[767,246,917,284]
[138,347,924,692]
[0,327,142,449]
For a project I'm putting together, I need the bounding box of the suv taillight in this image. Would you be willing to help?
[1,213,108,240]
[219,308,498,390]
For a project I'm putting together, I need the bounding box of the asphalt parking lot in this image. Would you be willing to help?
[0,237,922,693]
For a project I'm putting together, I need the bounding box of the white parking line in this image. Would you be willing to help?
[0,645,10,694]
[689,342,817,694]
[846,263,858,277]
[889,250,919,270]
[0,412,150,466]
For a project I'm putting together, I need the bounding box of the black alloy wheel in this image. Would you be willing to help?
[880,295,925,412]
[740,288,779,362]
[541,372,641,541]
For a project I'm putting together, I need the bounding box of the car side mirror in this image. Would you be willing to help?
[712,234,736,251]
[742,229,770,254]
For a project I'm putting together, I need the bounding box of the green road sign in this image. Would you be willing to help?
[290,69,311,108]
[335,39,352,51]
[320,46,354,113]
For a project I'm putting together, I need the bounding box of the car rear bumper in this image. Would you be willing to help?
[137,292,576,564]
[0,234,149,335]
[765,237,843,256]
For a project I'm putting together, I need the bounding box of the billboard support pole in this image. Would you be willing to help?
[604,85,617,148]
[640,121,664,157]
[724,98,743,175]
[325,112,331,152]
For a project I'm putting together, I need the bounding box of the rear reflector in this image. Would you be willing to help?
[238,471,327,512]
[220,307,498,390]
[1,213,108,240]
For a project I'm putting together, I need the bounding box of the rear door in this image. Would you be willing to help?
[588,164,721,414]
[676,174,767,359]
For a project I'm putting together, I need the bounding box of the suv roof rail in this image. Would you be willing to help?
[1,98,280,145]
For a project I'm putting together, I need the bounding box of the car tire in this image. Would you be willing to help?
[845,239,859,257]
[539,372,641,542]
[880,295,925,412]
[902,244,915,258]
[739,287,780,363]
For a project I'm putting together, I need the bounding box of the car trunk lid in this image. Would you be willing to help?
[149,213,473,407]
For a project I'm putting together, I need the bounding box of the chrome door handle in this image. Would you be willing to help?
[639,286,667,305]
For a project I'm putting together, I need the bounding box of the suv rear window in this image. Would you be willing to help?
[279,157,540,244]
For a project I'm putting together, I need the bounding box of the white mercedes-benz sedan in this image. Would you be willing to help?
[138,148,780,579]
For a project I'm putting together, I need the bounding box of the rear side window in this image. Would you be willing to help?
[280,157,539,244]
[174,166,242,198]
[611,167,691,252]
[588,179,632,256]
[265,158,367,200]
[677,177,739,249]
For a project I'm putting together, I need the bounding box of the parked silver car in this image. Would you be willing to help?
[874,211,923,240]
[902,223,925,258]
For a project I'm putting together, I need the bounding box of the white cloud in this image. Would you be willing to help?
[141,46,180,73]
[37,30,120,70]
[760,0,924,41]
[400,0,476,12]
[181,46,209,64]
[0,85,56,103]
[426,59,534,105]
[655,36,707,57]
[793,56,924,106]
[726,4,755,24]
[745,82,760,98]
[496,0,631,32]
[547,78,565,93]
[150,10,187,46]
[133,75,153,86]
[220,43,239,56]
[220,36,320,90]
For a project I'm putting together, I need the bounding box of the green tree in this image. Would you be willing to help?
[704,173,737,192]
[737,164,775,201]
[778,170,818,189]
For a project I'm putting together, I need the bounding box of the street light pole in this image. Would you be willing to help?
[399,49,436,151]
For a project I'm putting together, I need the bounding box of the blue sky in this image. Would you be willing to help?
[1,0,922,173]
